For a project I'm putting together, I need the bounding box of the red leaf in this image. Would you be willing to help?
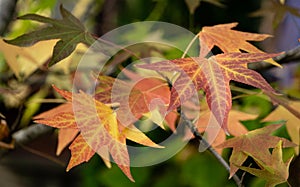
[138,52,280,131]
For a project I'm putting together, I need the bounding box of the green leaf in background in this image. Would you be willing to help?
[4,5,95,67]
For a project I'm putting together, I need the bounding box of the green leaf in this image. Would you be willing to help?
[4,5,95,66]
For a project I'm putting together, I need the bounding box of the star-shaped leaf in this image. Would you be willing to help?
[198,22,281,67]
[4,5,95,66]
[237,140,293,187]
[217,124,296,178]
[263,101,300,154]
[95,76,171,128]
[138,52,280,132]
[194,110,254,154]
[34,86,162,181]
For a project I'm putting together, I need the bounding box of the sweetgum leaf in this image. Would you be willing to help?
[56,128,78,156]
[193,110,254,154]
[138,52,280,132]
[237,140,293,187]
[198,23,281,67]
[217,124,296,178]
[66,134,95,172]
[263,101,300,154]
[95,76,170,128]
[4,5,95,66]
[34,86,162,181]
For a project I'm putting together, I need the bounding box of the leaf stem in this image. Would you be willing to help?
[181,33,199,58]
[180,112,244,187]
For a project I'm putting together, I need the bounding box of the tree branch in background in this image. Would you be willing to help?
[0,124,53,157]
[250,45,300,71]
[0,0,18,35]
[179,112,244,187]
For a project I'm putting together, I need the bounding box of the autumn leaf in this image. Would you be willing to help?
[217,124,296,178]
[0,39,37,79]
[66,133,96,171]
[4,5,95,66]
[34,86,162,181]
[194,110,254,154]
[263,101,300,154]
[138,52,279,132]
[33,103,78,155]
[198,23,281,67]
[56,128,79,156]
[95,76,170,128]
[237,140,293,187]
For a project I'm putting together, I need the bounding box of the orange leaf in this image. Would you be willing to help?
[34,103,73,119]
[56,128,78,156]
[191,110,254,154]
[66,134,95,171]
[35,112,77,129]
[95,76,171,127]
[35,86,163,181]
[198,23,281,67]
[52,85,73,101]
[138,52,279,132]
[199,23,269,55]
[68,90,134,181]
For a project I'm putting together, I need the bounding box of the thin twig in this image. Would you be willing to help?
[180,112,244,187]
[251,45,300,71]
[20,144,65,166]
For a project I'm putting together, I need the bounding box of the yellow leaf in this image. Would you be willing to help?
[0,39,37,79]
[263,101,300,154]
[0,38,88,79]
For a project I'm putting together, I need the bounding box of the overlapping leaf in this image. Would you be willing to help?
[0,38,37,79]
[34,103,77,155]
[194,110,254,154]
[217,124,296,178]
[34,86,162,181]
[263,101,300,154]
[238,140,293,187]
[4,5,95,66]
[138,52,280,132]
[95,76,171,128]
[198,23,281,67]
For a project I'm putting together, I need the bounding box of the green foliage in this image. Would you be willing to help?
[5,5,95,66]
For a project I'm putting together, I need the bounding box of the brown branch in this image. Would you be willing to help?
[251,45,300,71]
[265,92,300,119]
[179,112,244,187]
